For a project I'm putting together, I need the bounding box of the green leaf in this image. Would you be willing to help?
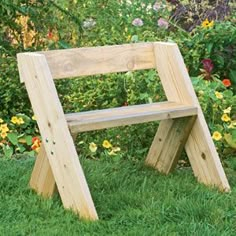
[224,133,236,150]
[7,132,18,145]
[58,40,71,49]
[223,90,233,97]
[131,35,138,43]
[3,145,14,158]
[27,151,36,157]
[17,144,26,153]
[206,43,213,54]
[232,130,236,142]
[229,69,236,84]
[25,135,33,145]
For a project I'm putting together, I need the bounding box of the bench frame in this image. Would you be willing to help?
[17,42,230,220]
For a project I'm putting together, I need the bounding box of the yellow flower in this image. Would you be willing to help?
[0,124,9,133]
[0,132,8,139]
[215,91,223,99]
[212,131,222,141]
[108,150,117,156]
[11,116,18,124]
[223,107,231,114]
[32,115,37,121]
[108,146,121,156]
[112,147,121,152]
[89,142,97,153]
[16,117,24,125]
[0,118,3,123]
[102,140,112,149]
[228,121,236,129]
[127,35,131,41]
[198,90,204,96]
[221,114,231,122]
[202,19,214,28]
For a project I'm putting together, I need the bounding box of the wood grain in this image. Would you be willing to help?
[146,116,196,173]
[17,52,98,220]
[66,102,197,134]
[37,43,155,79]
[29,144,56,197]
[151,42,230,192]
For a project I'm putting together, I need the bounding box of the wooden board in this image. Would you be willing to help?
[146,116,196,173]
[36,43,156,79]
[17,53,98,220]
[150,42,230,192]
[29,144,56,197]
[66,102,197,133]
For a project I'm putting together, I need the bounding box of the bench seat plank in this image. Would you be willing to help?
[66,102,197,133]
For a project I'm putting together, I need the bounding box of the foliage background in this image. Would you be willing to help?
[0,0,236,159]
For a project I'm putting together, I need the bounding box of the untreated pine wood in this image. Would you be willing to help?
[37,43,156,79]
[17,53,98,220]
[66,102,197,134]
[29,144,56,197]
[29,132,77,199]
[17,41,230,223]
[148,42,230,192]
[145,116,196,173]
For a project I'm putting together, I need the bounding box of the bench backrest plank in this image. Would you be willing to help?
[38,43,156,79]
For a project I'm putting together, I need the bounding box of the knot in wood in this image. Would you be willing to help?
[127,60,135,70]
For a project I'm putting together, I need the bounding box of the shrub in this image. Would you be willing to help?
[168,0,233,31]
[0,0,235,160]
[179,21,236,91]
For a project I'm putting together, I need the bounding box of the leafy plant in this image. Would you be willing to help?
[192,76,236,155]
[0,114,40,158]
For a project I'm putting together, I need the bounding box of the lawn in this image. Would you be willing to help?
[0,156,235,235]
[1,1,236,235]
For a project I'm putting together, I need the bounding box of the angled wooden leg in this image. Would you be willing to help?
[30,143,56,197]
[17,53,98,220]
[29,133,78,197]
[152,42,230,191]
[145,116,196,173]
[185,112,231,191]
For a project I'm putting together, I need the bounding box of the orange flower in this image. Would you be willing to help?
[222,79,231,88]
[47,31,53,39]
[31,137,41,152]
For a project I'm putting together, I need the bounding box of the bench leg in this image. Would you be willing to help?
[145,116,196,173]
[18,53,98,220]
[30,143,56,197]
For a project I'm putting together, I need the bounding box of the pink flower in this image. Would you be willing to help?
[157,18,169,29]
[132,18,144,27]
[201,58,214,74]
[153,2,161,11]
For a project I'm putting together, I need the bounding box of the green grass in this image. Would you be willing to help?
[0,156,236,236]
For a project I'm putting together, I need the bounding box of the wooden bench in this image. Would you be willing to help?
[17,42,230,220]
